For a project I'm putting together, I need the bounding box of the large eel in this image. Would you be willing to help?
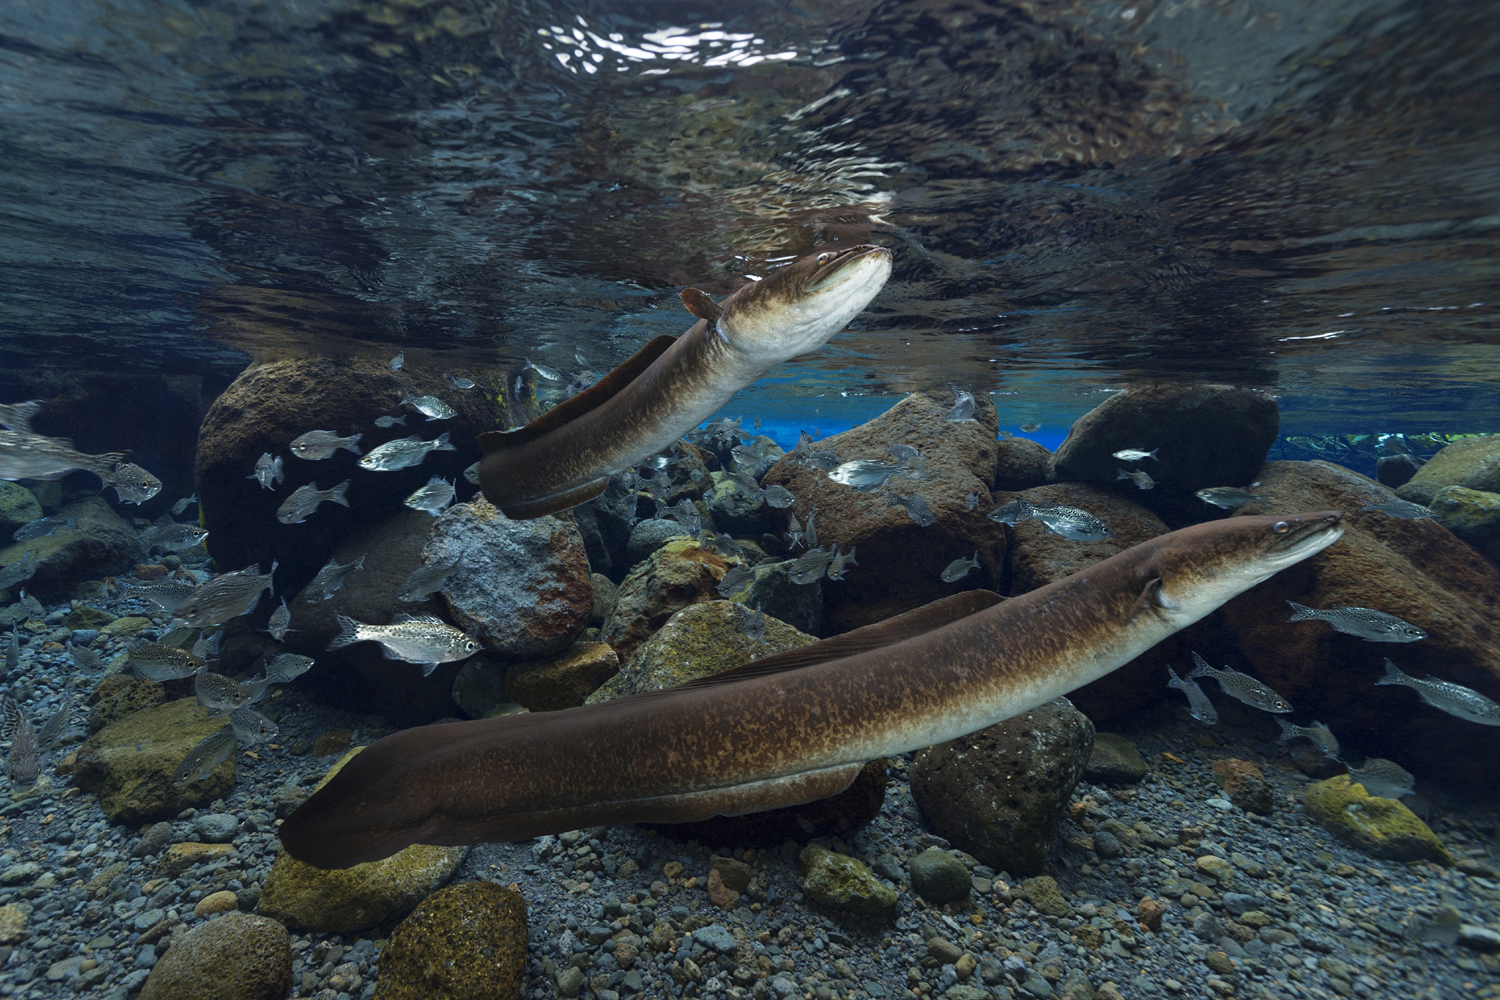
[478,244,893,518]
[280,511,1343,869]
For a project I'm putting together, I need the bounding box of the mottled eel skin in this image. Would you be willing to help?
[281,511,1343,869]
[478,244,892,518]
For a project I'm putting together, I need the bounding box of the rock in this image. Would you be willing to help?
[66,604,116,630]
[1084,734,1148,783]
[132,821,175,858]
[1302,775,1452,864]
[257,747,467,932]
[760,391,1008,633]
[1210,759,1274,815]
[194,891,240,917]
[705,473,782,539]
[0,483,43,532]
[313,729,352,757]
[692,924,739,953]
[569,472,641,581]
[1021,875,1069,917]
[709,856,753,893]
[1050,383,1278,493]
[0,498,139,600]
[1195,855,1235,884]
[194,357,512,588]
[450,657,509,718]
[101,615,152,636]
[194,813,240,843]
[425,499,592,658]
[71,697,235,825]
[138,912,291,1000]
[1137,897,1166,933]
[910,698,1094,875]
[1288,743,1346,779]
[1377,454,1421,489]
[993,438,1052,492]
[1396,436,1500,505]
[506,642,619,712]
[1429,486,1500,562]
[1459,924,1500,954]
[625,519,693,568]
[588,573,617,626]
[1217,460,1500,789]
[908,849,971,904]
[716,559,823,637]
[601,538,736,659]
[588,600,815,703]
[705,869,738,909]
[0,903,28,944]
[159,843,235,878]
[88,678,165,733]
[372,881,527,1000]
[798,845,897,916]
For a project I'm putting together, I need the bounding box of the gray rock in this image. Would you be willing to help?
[0,498,139,601]
[1429,486,1500,562]
[705,473,782,539]
[720,559,823,636]
[625,519,691,568]
[1459,923,1500,953]
[908,849,971,904]
[1091,831,1123,859]
[194,813,239,844]
[1084,733,1148,783]
[131,822,174,858]
[1192,911,1225,942]
[0,863,41,886]
[1221,892,1261,916]
[692,924,738,953]
[1377,454,1421,488]
[138,911,291,1000]
[0,482,43,532]
[450,656,509,719]
[588,573,618,627]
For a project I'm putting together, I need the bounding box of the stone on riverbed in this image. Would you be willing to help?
[139,912,291,1000]
[1302,774,1452,864]
[372,881,528,1000]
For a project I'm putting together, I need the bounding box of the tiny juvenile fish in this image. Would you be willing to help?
[716,563,754,599]
[268,599,293,640]
[172,727,236,783]
[131,580,196,613]
[405,477,456,516]
[104,462,163,504]
[143,524,209,553]
[941,551,980,583]
[891,492,935,527]
[67,642,103,672]
[374,415,407,429]
[825,546,857,581]
[738,603,767,644]
[1360,499,1434,520]
[304,554,365,602]
[448,375,476,390]
[1376,659,1500,725]
[463,461,481,485]
[1116,468,1155,490]
[945,390,976,423]
[1275,718,1341,759]
[358,431,456,472]
[277,480,352,525]
[400,391,456,422]
[1346,758,1415,800]
[1286,601,1426,642]
[1020,422,1041,433]
[389,351,405,370]
[803,508,819,549]
[173,561,277,629]
[1113,448,1159,462]
[229,706,279,744]
[1167,667,1219,725]
[397,560,460,603]
[1196,486,1271,510]
[525,357,562,381]
[171,494,198,515]
[966,493,979,511]
[266,653,315,684]
[787,548,834,585]
[127,642,203,681]
[289,430,363,460]
[1189,651,1292,713]
[12,515,75,542]
[762,484,794,509]
[327,613,480,676]
[248,452,285,490]
[0,550,39,591]
[0,400,42,434]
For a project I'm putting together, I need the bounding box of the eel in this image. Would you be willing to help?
[478,244,893,518]
[279,510,1344,869]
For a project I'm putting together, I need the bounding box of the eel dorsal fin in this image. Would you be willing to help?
[665,590,1006,692]
[679,288,722,322]
[477,334,680,454]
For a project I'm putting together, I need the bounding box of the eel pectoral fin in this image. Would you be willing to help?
[679,287,722,322]
[497,479,609,519]
[1126,577,1163,624]
[478,333,681,453]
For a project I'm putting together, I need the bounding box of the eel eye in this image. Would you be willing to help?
[816,252,831,265]
[1272,521,1290,534]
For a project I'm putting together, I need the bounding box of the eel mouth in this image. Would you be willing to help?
[1266,511,1344,562]
[805,245,892,292]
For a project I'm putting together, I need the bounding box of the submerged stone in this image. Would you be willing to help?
[506,641,620,712]
[372,881,527,1000]
[908,849,971,904]
[1302,774,1452,864]
[1084,733,1148,783]
[138,912,291,1000]
[1396,436,1500,505]
[798,845,897,916]
[601,537,737,660]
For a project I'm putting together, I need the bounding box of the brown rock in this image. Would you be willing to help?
[371,881,527,1000]
[993,437,1052,492]
[1210,759,1274,815]
[139,912,291,1000]
[601,538,735,660]
[710,856,753,893]
[1396,436,1500,505]
[87,677,165,733]
[1137,897,1166,932]
[705,869,739,909]
[313,729,352,758]
[506,642,620,712]
[193,890,239,917]
[159,843,235,878]
[135,564,170,581]
[72,698,235,825]
[760,391,1007,633]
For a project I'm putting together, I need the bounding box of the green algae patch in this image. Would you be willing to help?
[373,881,528,1000]
[1303,775,1452,864]
[799,844,897,916]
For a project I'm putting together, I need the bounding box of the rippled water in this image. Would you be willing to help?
[2,0,1496,430]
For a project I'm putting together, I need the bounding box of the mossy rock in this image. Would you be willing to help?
[87,678,165,733]
[257,747,467,933]
[372,881,527,1000]
[1084,733,1148,783]
[1303,775,1452,864]
[64,605,117,630]
[798,844,897,916]
[1429,486,1500,560]
[586,600,815,703]
[71,697,234,825]
[908,848,970,904]
[506,642,620,712]
[139,911,291,1000]
[600,537,736,660]
[0,483,42,532]
[1021,875,1070,916]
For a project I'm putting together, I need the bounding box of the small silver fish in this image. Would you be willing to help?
[0,550,39,591]
[400,391,456,422]
[192,628,224,661]
[1116,468,1155,490]
[966,493,979,511]
[1275,718,1341,759]
[827,459,901,492]
[1346,758,1415,800]
[289,430,363,461]
[993,500,1114,542]
[1359,499,1434,520]
[663,499,702,535]
[1167,666,1219,725]
[374,415,407,429]
[448,375,476,390]
[171,494,198,515]
[397,560,460,603]
[738,603,767,644]
[327,613,480,675]
[404,477,456,516]
[0,400,42,434]
[17,590,41,617]
[1376,659,1500,725]
[104,462,163,504]
[248,452,285,490]
[389,351,405,370]
[804,508,819,548]
[67,642,103,672]
[944,391,976,423]
[172,727,236,783]
[268,598,293,640]
[1286,602,1426,642]
[12,515,75,542]
[1020,422,1041,433]
[1112,448,1158,462]
[1189,652,1292,713]
[304,554,365,602]
[575,353,591,369]
[277,480,352,525]
[229,706,279,744]
[716,563,754,599]
[131,580,196,613]
[358,432,456,472]
[172,561,277,629]
[143,524,209,553]
[0,429,125,482]
[265,653,315,684]
[127,642,203,681]
[825,546,858,581]
[940,551,980,583]
[463,461,480,485]
[784,509,804,552]
[1196,486,1271,510]
[525,357,562,381]
[890,493,935,526]
[761,484,794,509]
[195,670,264,712]
[787,548,833,585]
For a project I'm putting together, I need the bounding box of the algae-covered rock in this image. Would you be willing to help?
[0,482,42,532]
[257,747,467,932]
[139,911,291,1000]
[1396,436,1500,505]
[798,845,897,916]
[372,881,527,1000]
[507,642,620,712]
[908,849,970,904]
[71,697,234,825]
[1084,733,1148,784]
[1429,486,1500,562]
[587,600,815,704]
[87,677,165,733]
[705,472,782,539]
[1021,875,1070,917]
[1303,774,1452,864]
[715,558,823,637]
[601,537,737,660]
[0,498,139,600]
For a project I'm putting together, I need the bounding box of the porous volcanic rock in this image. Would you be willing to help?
[798,845,897,917]
[600,538,738,660]
[0,498,139,601]
[1396,436,1500,505]
[138,912,292,1000]
[372,881,527,1000]
[761,391,1007,634]
[1049,383,1278,493]
[1220,460,1500,790]
[194,358,512,590]
[910,698,1094,876]
[993,437,1052,492]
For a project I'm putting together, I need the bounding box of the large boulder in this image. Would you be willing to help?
[1049,383,1279,492]
[139,912,292,1000]
[0,483,42,533]
[1303,775,1452,864]
[1429,486,1500,564]
[716,559,823,636]
[910,698,1094,876]
[761,391,1007,634]
[372,881,528,1000]
[71,697,235,826]
[0,498,139,600]
[1219,460,1500,790]
[993,437,1052,492]
[600,538,738,660]
[1396,436,1500,505]
[194,358,514,590]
